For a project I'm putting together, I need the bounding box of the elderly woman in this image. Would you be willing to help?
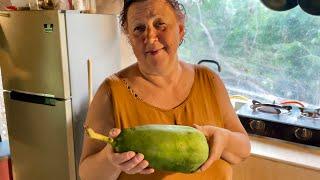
[79,0,251,179]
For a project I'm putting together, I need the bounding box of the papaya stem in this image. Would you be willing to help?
[84,127,114,144]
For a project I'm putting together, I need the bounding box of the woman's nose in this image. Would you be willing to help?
[144,27,158,44]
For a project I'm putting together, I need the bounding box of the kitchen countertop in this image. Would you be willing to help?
[249,135,320,171]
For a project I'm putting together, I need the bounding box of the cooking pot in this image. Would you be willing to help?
[298,0,320,15]
[261,0,298,11]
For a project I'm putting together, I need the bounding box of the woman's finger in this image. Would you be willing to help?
[193,124,212,138]
[139,168,155,174]
[126,160,149,174]
[119,153,144,172]
[200,137,219,171]
[193,124,205,133]
[108,128,121,138]
[112,151,136,165]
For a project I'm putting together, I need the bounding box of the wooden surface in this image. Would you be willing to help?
[249,135,320,170]
[232,136,320,180]
[233,156,320,180]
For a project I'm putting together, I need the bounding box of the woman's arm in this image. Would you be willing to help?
[79,80,122,180]
[79,79,154,180]
[213,72,251,163]
[195,70,251,171]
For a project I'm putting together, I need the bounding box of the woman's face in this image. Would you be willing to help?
[126,0,185,75]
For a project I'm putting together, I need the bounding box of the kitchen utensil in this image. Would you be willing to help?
[298,0,320,15]
[261,0,298,11]
[28,0,40,10]
[87,59,93,105]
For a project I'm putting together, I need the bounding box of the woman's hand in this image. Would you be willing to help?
[193,124,231,172]
[106,128,155,175]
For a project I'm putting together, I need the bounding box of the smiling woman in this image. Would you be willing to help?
[79,1,251,180]
[121,0,185,75]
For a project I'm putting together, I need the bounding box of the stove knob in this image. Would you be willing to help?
[249,120,266,132]
[294,128,313,141]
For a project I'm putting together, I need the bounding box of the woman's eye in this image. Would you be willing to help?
[155,22,166,30]
[134,26,145,32]
[156,22,165,27]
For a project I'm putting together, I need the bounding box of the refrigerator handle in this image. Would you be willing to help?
[9,91,63,106]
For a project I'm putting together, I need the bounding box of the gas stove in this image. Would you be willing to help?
[237,100,320,147]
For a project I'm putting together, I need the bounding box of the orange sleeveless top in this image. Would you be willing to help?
[107,65,232,180]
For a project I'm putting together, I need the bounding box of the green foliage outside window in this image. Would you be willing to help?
[179,0,320,106]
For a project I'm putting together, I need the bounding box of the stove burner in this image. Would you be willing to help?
[237,101,320,147]
[250,100,292,114]
[299,107,320,119]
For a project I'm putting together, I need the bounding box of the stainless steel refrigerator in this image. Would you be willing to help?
[0,10,121,180]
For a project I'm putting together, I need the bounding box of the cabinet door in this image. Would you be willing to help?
[233,156,320,180]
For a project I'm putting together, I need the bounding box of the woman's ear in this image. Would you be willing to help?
[178,23,185,44]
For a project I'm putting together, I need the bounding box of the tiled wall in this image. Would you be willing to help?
[0,71,8,140]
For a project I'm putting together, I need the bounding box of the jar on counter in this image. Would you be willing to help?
[95,0,123,14]
[72,0,96,13]
[52,0,71,10]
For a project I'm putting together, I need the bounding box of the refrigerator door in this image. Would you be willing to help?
[3,92,76,180]
[65,12,121,177]
[0,10,70,99]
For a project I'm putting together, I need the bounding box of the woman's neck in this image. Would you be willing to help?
[137,60,183,88]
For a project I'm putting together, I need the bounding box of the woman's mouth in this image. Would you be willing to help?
[146,48,164,56]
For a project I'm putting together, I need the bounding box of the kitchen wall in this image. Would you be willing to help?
[120,32,136,68]
[9,0,28,7]
[0,70,8,140]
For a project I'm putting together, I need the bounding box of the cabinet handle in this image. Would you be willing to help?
[0,12,10,17]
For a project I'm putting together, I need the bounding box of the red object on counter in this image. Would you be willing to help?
[68,0,73,9]
[280,100,305,107]
[0,157,12,180]
[0,141,12,180]
[5,6,17,11]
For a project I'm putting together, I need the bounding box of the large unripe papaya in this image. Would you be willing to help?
[86,124,209,173]
[112,125,209,173]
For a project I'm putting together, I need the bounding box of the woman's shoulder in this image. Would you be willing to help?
[95,63,139,96]
[114,63,139,79]
[193,63,219,78]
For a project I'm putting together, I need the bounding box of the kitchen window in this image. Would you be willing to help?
[179,0,320,107]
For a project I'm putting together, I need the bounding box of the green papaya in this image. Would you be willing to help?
[85,124,209,173]
[115,125,209,173]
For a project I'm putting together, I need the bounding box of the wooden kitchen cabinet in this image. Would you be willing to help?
[232,156,320,180]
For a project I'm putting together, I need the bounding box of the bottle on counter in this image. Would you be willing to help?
[72,0,95,13]
[52,0,71,10]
